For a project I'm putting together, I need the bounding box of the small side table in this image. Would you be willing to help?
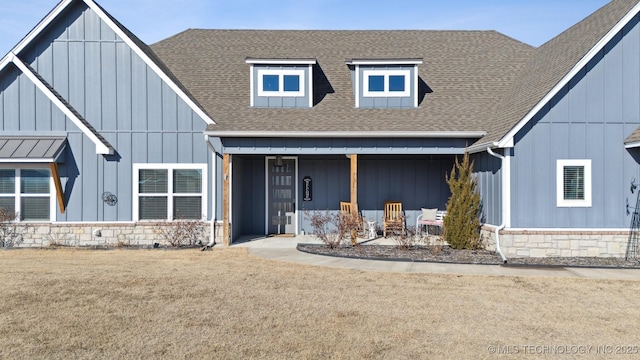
[367,221,377,239]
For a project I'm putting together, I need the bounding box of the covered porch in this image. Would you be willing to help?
[217,136,473,245]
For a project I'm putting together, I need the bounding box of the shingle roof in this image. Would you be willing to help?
[478,0,639,147]
[150,30,534,135]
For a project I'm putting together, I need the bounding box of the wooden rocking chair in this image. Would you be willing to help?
[340,201,366,237]
[383,201,405,237]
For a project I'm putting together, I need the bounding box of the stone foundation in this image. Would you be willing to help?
[0,222,222,248]
[481,227,630,258]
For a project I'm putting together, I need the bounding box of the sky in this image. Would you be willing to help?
[0,0,611,57]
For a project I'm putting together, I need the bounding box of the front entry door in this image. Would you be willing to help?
[267,158,297,235]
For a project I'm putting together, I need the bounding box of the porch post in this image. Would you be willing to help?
[350,154,358,244]
[222,153,231,246]
[350,154,358,210]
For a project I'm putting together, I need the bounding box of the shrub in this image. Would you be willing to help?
[305,210,359,249]
[155,219,206,247]
[443,151,482,250]
[0,209,26,248]
[391,227,420,250]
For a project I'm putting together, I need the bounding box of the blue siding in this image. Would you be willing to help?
[0,1,213,222]
[472,151,502,225]
[252,65,311,108]
[511,15,640,228]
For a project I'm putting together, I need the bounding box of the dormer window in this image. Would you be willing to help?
[346,58,423,108]
[246,58,316,108]
[257,69,305,97]
[363,69,411,97]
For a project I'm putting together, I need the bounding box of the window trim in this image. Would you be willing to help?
[556,159,592,207]
[0,164,55,222]
[362,69,411,97]
[257,69,305,97]
[133,163,208,221]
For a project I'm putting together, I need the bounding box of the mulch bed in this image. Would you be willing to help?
[297,244,640,269]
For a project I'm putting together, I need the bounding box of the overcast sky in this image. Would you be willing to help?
[0,0,611,56]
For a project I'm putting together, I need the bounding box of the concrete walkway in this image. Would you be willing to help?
[231,235,640,280]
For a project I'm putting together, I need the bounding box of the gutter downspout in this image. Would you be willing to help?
[486,147,508,264]
[205,135,219,248]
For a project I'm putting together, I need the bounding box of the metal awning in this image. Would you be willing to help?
[0,136,66,162]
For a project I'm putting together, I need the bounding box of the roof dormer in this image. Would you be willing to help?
[346,58,423,108]
[246,58,316,108]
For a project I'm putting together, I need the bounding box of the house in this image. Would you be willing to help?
[1,0,640,258]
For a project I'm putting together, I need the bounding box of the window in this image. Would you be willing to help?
[557,159,591,207]
[257,69,305,97]
[133,164,207,221]
[363,69,411,97]
[0,167,53,221]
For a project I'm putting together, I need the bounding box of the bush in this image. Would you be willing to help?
[305,210,359,249]
[443,152,482,250]
[391,227,421,250]
[0,208,26,248]
[155,219,207,247]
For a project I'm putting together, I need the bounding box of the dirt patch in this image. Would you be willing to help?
[297,243,640,268]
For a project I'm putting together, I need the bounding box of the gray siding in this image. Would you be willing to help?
[252,65,311,108]
[472,151,502,225]
[0,2,212,222]
[511,16,640,228]
[355,65,416,108]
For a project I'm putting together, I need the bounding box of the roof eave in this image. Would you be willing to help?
[205,131,486,138]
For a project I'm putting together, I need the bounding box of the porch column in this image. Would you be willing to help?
[222,153,231,246]
[350,154,358,212]
[350,154,358,244]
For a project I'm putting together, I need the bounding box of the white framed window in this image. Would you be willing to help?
[257,69,305,97]
[133,164,207,221]
[363,69,411,97]
[0,166,55,222]
[556,159,591,207]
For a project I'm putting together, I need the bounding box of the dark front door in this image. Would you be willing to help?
[267,158,296,234]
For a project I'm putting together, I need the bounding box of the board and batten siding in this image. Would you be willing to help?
[472,151,502,226]
[510,15,640,229]
[0,1,212,222]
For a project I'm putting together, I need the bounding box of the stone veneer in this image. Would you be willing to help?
[481,227,630,258]
[1,222,222,248]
